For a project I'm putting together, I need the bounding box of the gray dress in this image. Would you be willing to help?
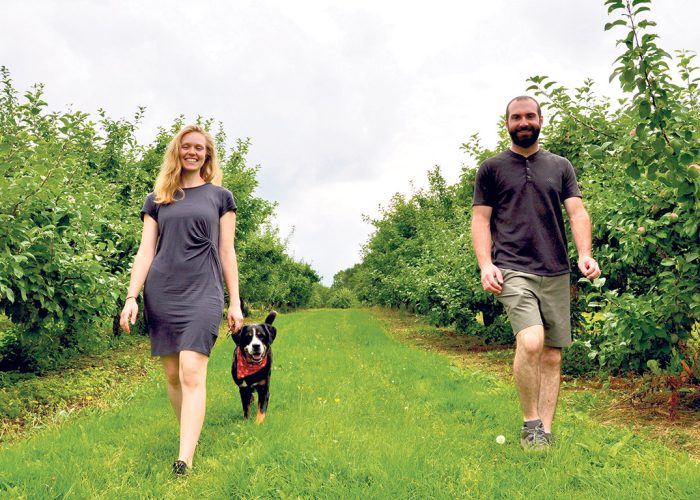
[140,183,236,357]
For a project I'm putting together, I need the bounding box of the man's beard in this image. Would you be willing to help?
[509,125,541,148]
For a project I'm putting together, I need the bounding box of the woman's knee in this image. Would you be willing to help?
[180,368,205,390]
[161,354,181,387]
[179,351,209,390]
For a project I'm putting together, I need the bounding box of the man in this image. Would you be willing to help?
[471,96,600,449]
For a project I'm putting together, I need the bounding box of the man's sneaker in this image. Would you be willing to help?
[544,432,556,446]
[520,420,548,449]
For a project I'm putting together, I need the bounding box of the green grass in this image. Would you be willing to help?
[0,309,698,498]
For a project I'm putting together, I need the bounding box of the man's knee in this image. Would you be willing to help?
[541,346,562,370]
[516,325,544,357]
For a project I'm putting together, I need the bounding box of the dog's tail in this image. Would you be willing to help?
[265,311,278,325]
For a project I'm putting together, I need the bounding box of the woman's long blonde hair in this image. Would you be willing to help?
[153,124,223,204]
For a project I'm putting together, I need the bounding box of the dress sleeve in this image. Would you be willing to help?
[219,188,237,217]
[140,193,159,221]
[473,162,495,207]
[561,160,582,200]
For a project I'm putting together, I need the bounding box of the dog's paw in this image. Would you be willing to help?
[255,413,266,425]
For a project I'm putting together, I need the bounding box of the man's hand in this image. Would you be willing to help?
[480,263,504,295]
[578,256,601,280]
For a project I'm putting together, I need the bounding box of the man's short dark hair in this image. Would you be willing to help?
[505,96,542,119]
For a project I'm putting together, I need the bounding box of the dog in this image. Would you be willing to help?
[231,311,277,424]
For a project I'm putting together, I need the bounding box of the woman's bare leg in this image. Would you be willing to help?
[177,350,209,467]
[161,353,182,423]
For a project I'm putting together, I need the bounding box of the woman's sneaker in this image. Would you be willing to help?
[172,460,188,477]
[520,420,548,449]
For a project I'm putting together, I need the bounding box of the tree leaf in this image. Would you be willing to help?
[638,100,651,118]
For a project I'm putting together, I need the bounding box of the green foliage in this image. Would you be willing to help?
[527,0,698,374]
[0,72,130,371]
[221,137,276,243]
[327,287,357,309]
[561,339,599,377]
[341,165,509,342]
[237,226,320,310]
[0,69,319,371]
[307,282,333,308]
[305,274,360,309]
[343,0,699,376]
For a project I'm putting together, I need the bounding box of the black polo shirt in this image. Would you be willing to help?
[473,149,582,276]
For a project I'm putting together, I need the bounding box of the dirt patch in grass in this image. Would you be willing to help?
[372,307,700,460]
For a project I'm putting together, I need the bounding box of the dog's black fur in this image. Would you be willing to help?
[231,311,277,423]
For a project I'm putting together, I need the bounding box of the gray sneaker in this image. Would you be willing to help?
[544,432,556,446]
[520,421,548,449]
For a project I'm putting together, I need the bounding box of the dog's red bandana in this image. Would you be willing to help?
[235,346,268,378]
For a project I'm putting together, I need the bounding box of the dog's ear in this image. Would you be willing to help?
[231,326,247,345]
[264,324,277,344]
[264,311,277,325]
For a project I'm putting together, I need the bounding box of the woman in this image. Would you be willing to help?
[119,124,244,476]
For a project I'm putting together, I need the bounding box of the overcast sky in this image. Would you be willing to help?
[2,1,698,284]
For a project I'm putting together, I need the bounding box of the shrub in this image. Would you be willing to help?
[562,339,598,377]
[327,288,357,309]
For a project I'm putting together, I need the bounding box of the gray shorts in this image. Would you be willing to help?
[495,268,572,348]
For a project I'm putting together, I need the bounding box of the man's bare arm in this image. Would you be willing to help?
[564,197,601,280]
[472,205,503,294]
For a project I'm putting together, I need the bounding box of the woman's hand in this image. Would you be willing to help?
[228,303,244,333]
[119,298,139,334]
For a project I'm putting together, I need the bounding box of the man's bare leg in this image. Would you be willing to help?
[538,346,562,434]
[513,325,545,421]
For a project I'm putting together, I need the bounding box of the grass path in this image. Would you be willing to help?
[1,309,698,498]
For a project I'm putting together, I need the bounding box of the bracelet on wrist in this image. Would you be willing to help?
[125,295,137,301]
